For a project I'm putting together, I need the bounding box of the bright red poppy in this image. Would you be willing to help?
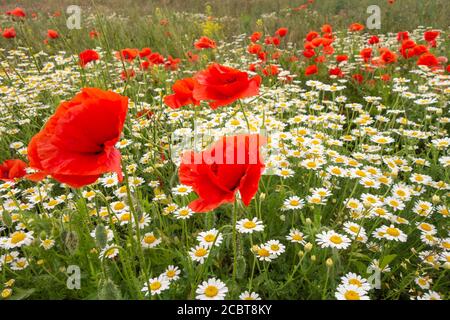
[27,88,128,188]
[179,134,266,212]
[305,64,318,76]
[424,30,439,42]
[115,48,139,62]
[164,78,200,109]
[417,53,439,67]
[275,27,288,38]
[250,31,262,43]
[6,7,26,18]
[349,23,364,32]
[79,49,100,67]
[2,27,16,39]
[194,36,216,49]
[139,47,152,58]
[192,63,261,109]
[0,159,27,181]
[47,29,59,39]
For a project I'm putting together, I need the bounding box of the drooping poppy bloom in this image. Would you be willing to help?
[275,27,288,38]
[6,7,26,18]
[79,49,100,68]
[27,88,128,188]
[305,64,318,76]
[194,36,216,49]
[192,63,261,109]
[179,134,266,212]
[47,29,59,39]
[2,27,16,39]
[164,78,200,109]
[0,159,27,181]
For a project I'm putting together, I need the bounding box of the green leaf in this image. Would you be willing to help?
[380,254,397,269]
[10,288,36,300]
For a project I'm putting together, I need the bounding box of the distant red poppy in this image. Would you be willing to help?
[424,30,439,42]
[381,74,391,82]
[248,44,263,55]
[139,47,152,58]
[349,23,364,32]
[321,24,333,34]
[164,78,200,109]
[336,55,348,63]
[305,64,318,76]
[447,65,450,73]
[186,51,199,63]
[250,31,262,43]
[148,52,165,65]
[397,31,409,42]
[115,48,139,62]
[0,159,27,181]
[47,29,59,39]
[303,49,315,59]
[179,134,266,212]
[368,35,380,45]
[2,27,16,39]
[194,36,216,49]
[360,48,373,62]
[262,64,279,76]
[89,29,100,39]
[164,55,181,71]
[192,63,261,109]
[352,74,364,83]
[121,69,135,81]
[6,7,26,18]
[329,67,344,77]
[306,31,319,42]
[380,48,397,64]
[79,49,100,68]
[27,88,128,188]
[275,27,288,38]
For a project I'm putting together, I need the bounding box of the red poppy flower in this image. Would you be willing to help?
[424,30,439,42]
[27,88,128,188]
[2,27,16,39]
[360,48,373,62]
[447,65,450,73]
[47,29,59,39]
[186,51,199,63]
[368,35,380,45]
[417,53,439,67]
[329,67,344,77]
[6,7,26,18]
[336,55,348,63]
[305,64,318,76]
[380,49,397,64]
[321,24,333,34]
[352,74,364,83]
[164,78,200,109]
[79,49,100,67]
[262,64,279,76]
[179,134,266,212]
[121,69,135,81]
[115,48,139,62]
[194,36,216,49]
[306,31,319,42]
[349,23,364,32]
[139,47,152,58]
[248,44,263,55]
[275,27,288,38]
[89,29,99,39]
[192,63,261,109]
[250,32,262,43]
[0,159,27,181]
[397,31,409,42]
[147,52,165,65]
[164,55,181,71]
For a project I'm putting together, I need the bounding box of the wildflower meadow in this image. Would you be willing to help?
[0,0,449,301]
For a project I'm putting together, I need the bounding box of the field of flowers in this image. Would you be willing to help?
[0,1,449,300]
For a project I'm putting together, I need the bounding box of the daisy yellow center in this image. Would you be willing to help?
[344,290,361,300]
[150,281,161,291]
[120,213,131,221]
[331,168,341,174]
[243,221,256,229]
[330,235,343,244]
[290,200,300,206]
[105,248,116,257]
[144,235,156,244]
[204,234,215,242]
[195,248,208,257]
[178,187,187,193]
[114,203,125,211]
[292,234,303,241]
[166,270,176,278]
[179,210,190,216]
[420,224,432,231]
[306,161,317,168]
[258,248,270,257]
[204,285,218,298]
[396,190,406,197]
[270,244,280,251]
[349,226,359,233]
[85,191,95,197]
[349,279,362,287]
[47,199,58,206]
[11,232,26,244]
[386,228,400,237]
